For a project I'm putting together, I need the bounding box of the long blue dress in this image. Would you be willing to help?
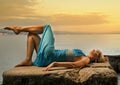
[33,24,86,67]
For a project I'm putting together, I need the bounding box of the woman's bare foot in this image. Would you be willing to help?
[15,60,32,67]
[4,26,20,35]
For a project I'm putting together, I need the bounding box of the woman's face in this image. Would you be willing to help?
[88,49,101,59]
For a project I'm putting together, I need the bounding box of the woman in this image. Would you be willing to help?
[4,24,108,71]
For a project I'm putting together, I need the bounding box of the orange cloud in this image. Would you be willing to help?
[46,13,108,25]
[0,0,37,18]
[0,1,108,26]
[23,13,108,26]
[0,13,109,27]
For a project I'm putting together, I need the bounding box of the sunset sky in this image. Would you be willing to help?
[0,0,120,33]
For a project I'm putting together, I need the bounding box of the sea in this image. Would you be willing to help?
[0,32,120,85]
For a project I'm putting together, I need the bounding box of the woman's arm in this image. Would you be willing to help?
[42,62,74,71]
[43,57,90,71]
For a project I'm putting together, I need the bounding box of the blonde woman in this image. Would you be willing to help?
[4,24,108,71]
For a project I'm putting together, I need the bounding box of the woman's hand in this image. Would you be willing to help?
[104,57,109,62]
[42,62,55,71]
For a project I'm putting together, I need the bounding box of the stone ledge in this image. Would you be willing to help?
[2,62,118,85]
[105,55,120,73]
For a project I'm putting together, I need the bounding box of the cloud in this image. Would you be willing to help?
[0,1,108,27]
[12,13,107,26]
[0,0,108,26]
[46,13,108,25]
[0,0,37,18]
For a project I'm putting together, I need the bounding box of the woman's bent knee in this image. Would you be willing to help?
[28,33,39,38]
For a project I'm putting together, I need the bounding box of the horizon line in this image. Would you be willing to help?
[0,29,120,34]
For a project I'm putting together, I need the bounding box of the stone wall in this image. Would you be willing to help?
[105,55,120,73]
[3,62,117,85]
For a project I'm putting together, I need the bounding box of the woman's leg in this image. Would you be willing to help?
[33,25,55,66]
[4,25,44,34]
[15,33,40,67]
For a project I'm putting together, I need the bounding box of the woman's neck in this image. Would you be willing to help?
[87,56,93,61]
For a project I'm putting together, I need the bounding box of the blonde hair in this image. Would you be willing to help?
[96,50,106,63]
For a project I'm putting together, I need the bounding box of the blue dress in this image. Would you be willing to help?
[33,24,86,67]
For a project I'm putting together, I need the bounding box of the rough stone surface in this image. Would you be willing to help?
[3,62,117,85]
[105,55,120,73]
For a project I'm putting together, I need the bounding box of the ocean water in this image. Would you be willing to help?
[0,33,120,84]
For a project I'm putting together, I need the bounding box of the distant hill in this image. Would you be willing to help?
[0,28,13,34]
[54,31,89,35]
[0,29,120,35]
[0,29,83,35]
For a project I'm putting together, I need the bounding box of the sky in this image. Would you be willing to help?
[0,0,120,33]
